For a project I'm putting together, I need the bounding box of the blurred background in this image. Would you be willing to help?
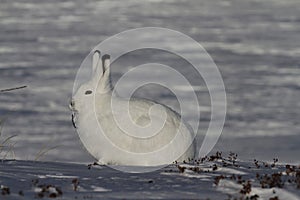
[0,0,299,163]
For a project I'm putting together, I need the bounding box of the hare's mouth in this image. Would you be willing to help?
[71,113,77,129]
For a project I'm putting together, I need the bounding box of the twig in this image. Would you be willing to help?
[0,86,27,93]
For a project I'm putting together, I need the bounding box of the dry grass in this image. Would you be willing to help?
[0,119,17,160]
[34,145,60,161]
[0,86,27,160]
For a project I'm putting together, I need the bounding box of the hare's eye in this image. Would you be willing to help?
[85,90,93,95]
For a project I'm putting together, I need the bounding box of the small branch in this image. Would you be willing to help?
[0,86,27,93]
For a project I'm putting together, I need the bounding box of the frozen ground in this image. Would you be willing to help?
[0,152,299,199]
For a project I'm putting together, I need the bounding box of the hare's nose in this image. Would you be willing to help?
[69,99,75,110]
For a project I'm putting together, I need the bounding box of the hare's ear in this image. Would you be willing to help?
[92,50,103,75]
[102,54,110,73]
[97,54,112,93]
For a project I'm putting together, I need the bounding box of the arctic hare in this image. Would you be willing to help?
[70,51,196,166]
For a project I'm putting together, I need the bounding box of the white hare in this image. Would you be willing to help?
[70,51,196,166]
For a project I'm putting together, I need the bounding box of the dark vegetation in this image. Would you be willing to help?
[171,152,300,200]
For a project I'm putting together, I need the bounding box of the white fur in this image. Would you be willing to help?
[71,51,196,166]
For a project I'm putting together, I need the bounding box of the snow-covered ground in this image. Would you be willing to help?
[0,152,299,199]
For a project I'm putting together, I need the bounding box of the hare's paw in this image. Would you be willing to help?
[97,158,108,165]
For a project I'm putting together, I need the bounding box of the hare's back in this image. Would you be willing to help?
[128,98,183,129]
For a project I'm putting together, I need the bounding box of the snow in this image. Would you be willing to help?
[0,153,299,199]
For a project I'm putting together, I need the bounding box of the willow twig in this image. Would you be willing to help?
[0,86,27,93]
